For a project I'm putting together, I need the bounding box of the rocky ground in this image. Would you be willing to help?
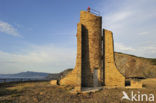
[0,79,156,103]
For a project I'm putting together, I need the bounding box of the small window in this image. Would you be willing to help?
[125,80,131,86]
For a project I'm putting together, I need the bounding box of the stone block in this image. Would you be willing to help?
[130,79,142,88]
[50,80,57,85]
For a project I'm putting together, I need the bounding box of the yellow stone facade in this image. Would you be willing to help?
[80,11,102,87]
[103,29,125,87]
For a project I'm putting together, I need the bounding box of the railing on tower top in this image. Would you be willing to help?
[87,7,100,16]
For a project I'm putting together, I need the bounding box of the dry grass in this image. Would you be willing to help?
[0,80,156,103]
[142,78,156,89]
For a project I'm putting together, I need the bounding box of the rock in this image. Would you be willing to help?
[50,80,57,85]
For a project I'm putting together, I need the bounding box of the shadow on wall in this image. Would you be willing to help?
[81,25,92,87]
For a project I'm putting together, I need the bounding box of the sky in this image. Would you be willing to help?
[0,0,156,74]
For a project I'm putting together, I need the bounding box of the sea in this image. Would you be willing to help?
[0,77,47,83]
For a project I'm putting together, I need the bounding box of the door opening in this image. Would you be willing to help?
[93,69,98,87]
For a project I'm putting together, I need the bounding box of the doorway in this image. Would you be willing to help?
[93,69,98,87]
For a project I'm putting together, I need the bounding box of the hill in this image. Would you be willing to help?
[115,52,156,78]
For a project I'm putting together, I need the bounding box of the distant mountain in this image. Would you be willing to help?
[0,71,49,78]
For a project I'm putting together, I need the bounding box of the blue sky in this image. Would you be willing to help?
[0,0,156,74]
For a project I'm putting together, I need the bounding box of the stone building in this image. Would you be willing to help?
[59,10,125,91]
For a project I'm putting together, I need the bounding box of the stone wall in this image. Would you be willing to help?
[103,29,125,87]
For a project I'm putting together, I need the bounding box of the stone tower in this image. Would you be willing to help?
[60,10,125,91]
[80,11,102,87]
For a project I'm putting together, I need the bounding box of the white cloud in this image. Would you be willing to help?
[0,44,76,74]
[0,21,21,37]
